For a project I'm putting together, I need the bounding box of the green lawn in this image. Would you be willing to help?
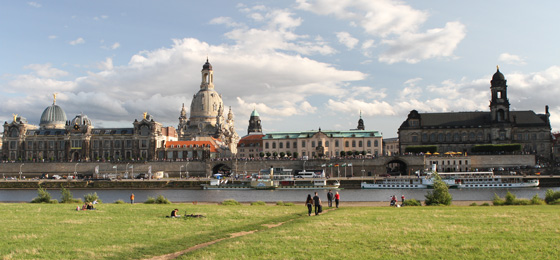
[1,204,559,259]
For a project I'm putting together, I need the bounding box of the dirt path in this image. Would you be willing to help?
[145,208,336,260]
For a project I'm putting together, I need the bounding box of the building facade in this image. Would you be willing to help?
[398,68,552,158]
[177,59,239,155]
[383,137,399,156]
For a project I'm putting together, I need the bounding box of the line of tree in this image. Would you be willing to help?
[471,144,521,153]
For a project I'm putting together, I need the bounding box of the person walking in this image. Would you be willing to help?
[305,194,313,216]
[130,193,135,204]
[327,190,334,207]
[312,192,322,215]
[401,195,405,205]
[334,191,340,208]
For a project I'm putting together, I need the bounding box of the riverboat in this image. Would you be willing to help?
[439,172,540,188]
[360,173,457,189]
[202,167,340,190]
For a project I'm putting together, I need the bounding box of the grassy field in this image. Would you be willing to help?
[1,203,559,259]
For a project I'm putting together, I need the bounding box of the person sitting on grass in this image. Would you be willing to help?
[170,208,181,218]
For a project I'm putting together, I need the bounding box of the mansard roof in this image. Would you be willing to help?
[399,110,550,129]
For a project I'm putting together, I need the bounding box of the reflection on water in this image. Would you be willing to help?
[1,187,559,203]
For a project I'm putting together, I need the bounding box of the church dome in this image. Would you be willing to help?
[190,89,223,119]
[40,103,67,129]
[70,114,92,127]
[492,67,505,81]
[250,109,260,117]
[202,59,212,71]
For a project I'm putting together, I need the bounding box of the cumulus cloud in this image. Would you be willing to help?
[379,22,466,64]
[498,53,526,65]
[24,63,69,78]
[297,0,466,64]
[69,37,85,45]
[296,0,427,37]
[336,32,359,50]
[48,35,57,40]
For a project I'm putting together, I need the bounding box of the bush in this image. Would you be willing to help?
[31,186,57,204]
[251,201,266,206]
[531,194,545,205]
[481,203,490,206]
[60,186,82,204]
[276,201,284,206]
[469,202,478,206]
[155,195,171,204]
[504,191,516,205]
[114,200,126,204]
[144,196,156,204]
[84,192,102,203]
[283,202,294,206]
[402,199,421,206]
[221,199,241,206]
[492,193,505,206]
[424,173,452,206]
[544,189,560,204]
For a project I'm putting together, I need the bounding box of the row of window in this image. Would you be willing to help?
[412,131,547,143]
[8,139,150,151]
[265,140,379,149]
[429,160,469,166]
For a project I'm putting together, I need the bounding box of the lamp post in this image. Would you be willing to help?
[303,161,307,171]
[186,162,189,179]
[361,160,365,178]
[244,162,247,175]
[19,163,24,180]
[179,165,184,179]
[74,163,79,179]
[125,163,130,176]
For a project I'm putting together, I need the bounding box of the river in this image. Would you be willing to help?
[1,187,559,203]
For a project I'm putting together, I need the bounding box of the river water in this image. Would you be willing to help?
[1,187,559,203]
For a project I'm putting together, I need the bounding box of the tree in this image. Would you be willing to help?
[293,152,299,158]
[279,152,285,158]
[340,151,346,157]
[425,172,452,206]
[273,152,278,157]
[286,151,292,157]
[266,152,271,157]
[259,152,265,158]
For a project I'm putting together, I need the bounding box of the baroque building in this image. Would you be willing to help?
[177,59,239,155]
[398,67,552,158]
[2,94,174,162]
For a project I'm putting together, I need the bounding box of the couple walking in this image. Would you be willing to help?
[306,190,340,216]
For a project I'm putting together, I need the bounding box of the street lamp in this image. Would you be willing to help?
[303,161,307,171]
[179,165,184,179]
[361,160,365,177]
[19,163,24,180]
[186,162,190,179]
[244,162,247,175]
[74,163,79,178]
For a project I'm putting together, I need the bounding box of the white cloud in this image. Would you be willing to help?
[97,58,114,71]
[297,0,428,37]
[110,42,120,50]
[379,22,466,64]
[336,32,359,50]
[498,53,526,65]
[24,63,69,78]
[209,16,243,27]
[48,35,57,40]
[69,37,85,45]
[28,2,41,8]
[94,15,109,21]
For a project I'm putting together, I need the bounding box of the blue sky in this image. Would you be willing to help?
[1,0,560,138]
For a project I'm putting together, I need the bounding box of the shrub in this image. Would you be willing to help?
[481,203,490,206]
[424,173,452,206]
[544,189,560,204]
[114,200,126,204]
[504,191,517,205]
[144,196,156,204]
[493,193,505,206]
[276,201,284,206]
[31,186,57,204]
[251,201,266,206]
[469,202,478,206]
[531,194,545,205]
[221,199,241,206]
[283,202,294,206]
[60,186,82,204]
[84,192,102,203]
[155,195,171,204]
[402,199,421,206]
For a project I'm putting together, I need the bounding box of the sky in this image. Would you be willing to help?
[1,0,560,138]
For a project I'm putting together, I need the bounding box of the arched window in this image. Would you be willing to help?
[140,125,150,136]
[422,134,428,142]
[438,134,444,142]
[352,140,356,147]
[430,133,436,142]
[279,142,283,149]
[469,133,476,141]
[374,140,379,147]
[265,142,269,149]
[325,141,329,147]
[345,141,349,147]
[446,133,452,142]
[272,143,276,149]
[453,133,460,142]
[367,140,371,147]
[359,141,362,147]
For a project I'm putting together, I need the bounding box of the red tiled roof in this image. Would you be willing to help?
[165,141,218,152]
